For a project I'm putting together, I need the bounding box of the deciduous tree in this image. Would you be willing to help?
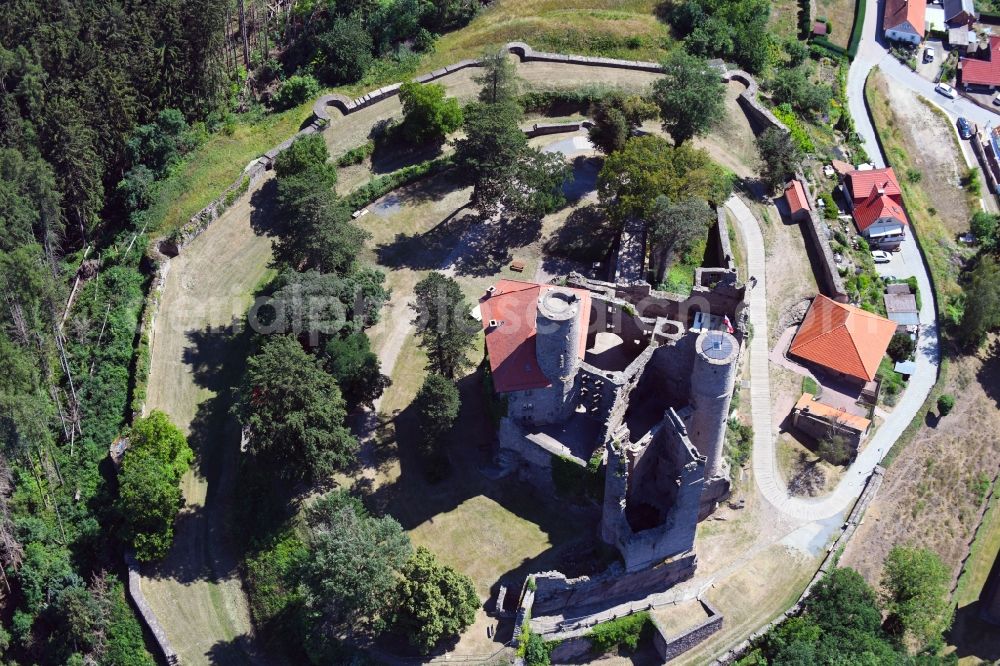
[393,546,479,653]
[399,82,463,144]
[597,135,732,221]
[756,127,803,193]
[300,491,411,650]
[647,196,714,284]
[881,546,952,648]
[651,50,725,145]
[474,49,519,105]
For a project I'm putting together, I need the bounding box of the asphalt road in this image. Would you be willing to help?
[743,0,951,522]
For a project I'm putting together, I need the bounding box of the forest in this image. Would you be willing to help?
[0,1,487,663]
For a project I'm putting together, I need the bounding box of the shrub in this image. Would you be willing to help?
[336,141,375,167]
[821,192,838,219]
[588,612,652,655]
[887,332,916,362]
[937,394,955,416]
[523,631,550,666]
[271,74,321,110]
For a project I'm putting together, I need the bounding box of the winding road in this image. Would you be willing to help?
[739,0,1000,523]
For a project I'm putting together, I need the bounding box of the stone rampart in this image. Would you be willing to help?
[124,552,178,664]
[795,175,849,302]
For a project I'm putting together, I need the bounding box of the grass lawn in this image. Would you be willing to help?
[146,101,316,236]
[145,1,671,239]
[817,0,859,49]
[419,0,672,72]
[776,432,845,496]
[768,0,802,41]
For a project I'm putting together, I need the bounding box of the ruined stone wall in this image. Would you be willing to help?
[601,410,705,571]
[644,334,698,405]
[529,554,697,619]
[796,175,850,302]
[791,410,864,451]
[653,600,724,661]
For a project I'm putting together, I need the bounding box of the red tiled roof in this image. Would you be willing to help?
[789,295,897,382]
[784,179,811,214]
[852,192,909,231]
[844,168,902,202]
[794,393,872,433]
[961,35,1000,87]
[884,0,926,37]
[479,279,591,394]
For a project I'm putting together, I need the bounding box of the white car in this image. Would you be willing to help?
[924,46,935,63]
[935,82,957,99]
[872,250,892,263]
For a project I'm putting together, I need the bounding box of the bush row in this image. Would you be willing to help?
[342,156,455,211]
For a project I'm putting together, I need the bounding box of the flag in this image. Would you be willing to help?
[723,315,734,334]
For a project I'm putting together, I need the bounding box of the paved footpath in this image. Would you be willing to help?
[727,189,938,523]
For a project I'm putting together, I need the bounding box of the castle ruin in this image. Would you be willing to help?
[480,221,747,578]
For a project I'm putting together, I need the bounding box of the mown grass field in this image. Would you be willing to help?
[147,0,673,238]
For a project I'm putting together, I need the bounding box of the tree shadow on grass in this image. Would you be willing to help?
[448,214,545,278]
[374,208,475,270]
[349,366,605,640]
[205,633,273,666]
[248,178,281,240]
[544,204,617,263]
[975,339,1000,409]
[370,136,444,175]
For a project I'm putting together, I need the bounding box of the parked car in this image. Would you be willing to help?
[936,82,958,99]
[872,250,892,263]
[957,117,972,139]
[924,46,935,63]
[993,91,1000,106]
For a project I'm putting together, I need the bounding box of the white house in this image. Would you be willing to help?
[884,0,927,44]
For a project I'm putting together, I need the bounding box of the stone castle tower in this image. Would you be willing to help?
[688,330,739,483]
[533,288,583,423]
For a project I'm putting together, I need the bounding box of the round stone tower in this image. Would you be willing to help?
[689,329,739,479]
[535,288,583,392]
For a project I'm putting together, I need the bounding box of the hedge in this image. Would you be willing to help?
[847,0,867,59]
[342,155,455,211]
[810,37,848,59]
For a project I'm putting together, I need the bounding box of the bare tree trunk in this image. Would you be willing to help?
[238,0,252,71]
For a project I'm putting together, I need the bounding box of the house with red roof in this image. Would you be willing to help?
[840,167,909,249]
[884,0,926,44]
[789,295,897,385]
[960,35,1000,91]
[783,179,811,222]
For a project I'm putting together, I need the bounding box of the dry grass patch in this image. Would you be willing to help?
[839,346,1000,591]
[673,545,820,665]
[817,0,859,49]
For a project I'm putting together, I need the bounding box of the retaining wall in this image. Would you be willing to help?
[715,465,885,664]
[795,175,850,302]
[125,552,178,664]
[654,600,724,662]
